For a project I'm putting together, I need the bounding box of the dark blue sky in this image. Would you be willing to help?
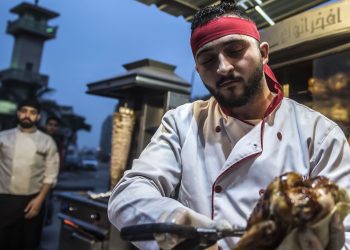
[0,0,208,149]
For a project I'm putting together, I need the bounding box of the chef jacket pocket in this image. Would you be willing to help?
[36,150,47,159]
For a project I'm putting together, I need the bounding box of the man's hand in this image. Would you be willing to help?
[24,183,52,219]
[297,212,345,250]
[154,208,231,250]
[24,196,43,219]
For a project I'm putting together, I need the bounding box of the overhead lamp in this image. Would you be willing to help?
[254,5,275,26]
[237,0,275,26]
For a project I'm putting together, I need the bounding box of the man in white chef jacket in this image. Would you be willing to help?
[108,1,350,249]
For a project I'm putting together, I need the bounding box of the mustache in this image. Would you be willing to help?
[20,118,32,123]
[216,76,243,86]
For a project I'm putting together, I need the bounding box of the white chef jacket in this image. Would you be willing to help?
[0,127,59,195]
[108,95,350,250]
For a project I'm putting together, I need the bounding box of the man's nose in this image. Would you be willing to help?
[217,54,234,76]
[23,112,32,118]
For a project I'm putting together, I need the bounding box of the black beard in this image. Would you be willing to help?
[19,119,35,129]
[204,60,264,109]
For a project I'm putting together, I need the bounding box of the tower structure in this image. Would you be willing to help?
[0,2,59,101]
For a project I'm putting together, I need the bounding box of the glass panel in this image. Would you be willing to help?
[312,50,350,142]
[274,49,350,143]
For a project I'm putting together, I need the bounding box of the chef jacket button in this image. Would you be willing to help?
[259,189,265,196]
[214,185,223,193]
[277,132,282,140]
[215,126,221,133]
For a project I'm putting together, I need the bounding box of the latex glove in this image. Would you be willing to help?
[297,212,345,250]
[154,207,232,250]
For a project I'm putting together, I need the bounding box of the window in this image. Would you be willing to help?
[274,49,350,142]
[25,62,33,71]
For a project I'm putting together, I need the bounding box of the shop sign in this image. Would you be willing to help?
[260,0,350,53]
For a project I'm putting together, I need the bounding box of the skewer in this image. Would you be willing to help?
[120,223,244,242]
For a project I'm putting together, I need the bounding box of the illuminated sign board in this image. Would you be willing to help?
[260,0,350,53]
[0,100,17,115]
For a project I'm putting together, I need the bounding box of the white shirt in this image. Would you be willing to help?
[0,127,59,195]
[108,96,350,250]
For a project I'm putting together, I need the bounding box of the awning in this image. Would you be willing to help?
[135,0,331,28]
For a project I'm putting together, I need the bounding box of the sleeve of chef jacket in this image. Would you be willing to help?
[309,125,350,250]
[108,108,195,250]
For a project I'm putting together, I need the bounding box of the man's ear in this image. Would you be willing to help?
[259,42,269,65]
[36,113,41,122]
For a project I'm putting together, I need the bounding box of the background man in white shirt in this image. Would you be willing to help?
[0,98,59,250]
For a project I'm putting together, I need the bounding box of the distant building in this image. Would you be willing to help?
[99,115,112,162]
[0,2,59,100]
[0,2,59,129]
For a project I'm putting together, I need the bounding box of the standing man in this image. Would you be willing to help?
[0,98,59,250]
[43,116,64,226]
[45,116,61,143]
[44,116,64,170]
[108,1,350,250]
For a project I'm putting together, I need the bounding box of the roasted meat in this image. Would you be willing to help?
[232,172,350,250]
